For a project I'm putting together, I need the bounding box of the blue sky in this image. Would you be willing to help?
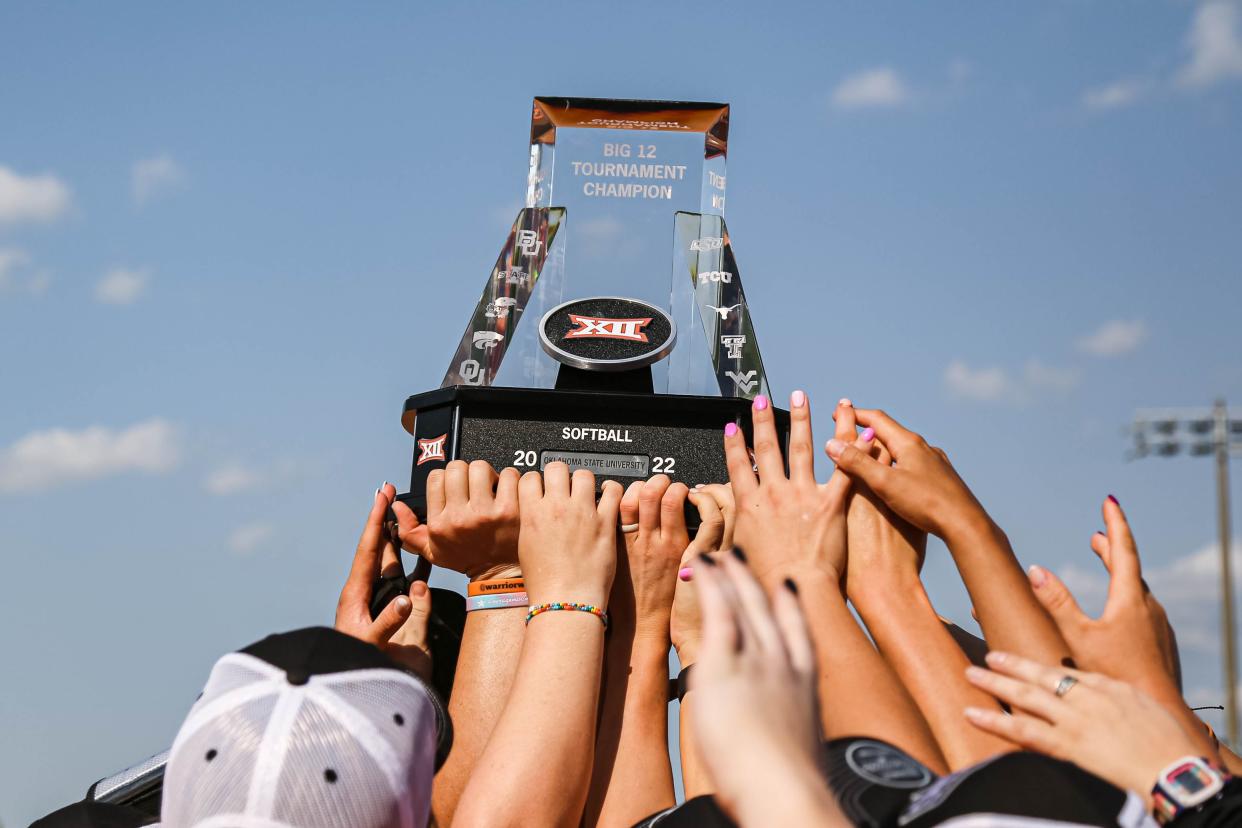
[2,1,1241,822]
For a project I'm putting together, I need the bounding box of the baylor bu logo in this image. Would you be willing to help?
[417,433,447,465]
[563,315,652,343]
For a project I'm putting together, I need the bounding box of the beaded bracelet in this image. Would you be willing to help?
[525,602,609,628]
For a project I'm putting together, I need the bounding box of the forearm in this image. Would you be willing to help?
[770,568,946,773]
[946,517,1070,665]
[452,613,605,828]
[852,573,1013,769]
[586,630,676,828]
[674,646,714,799]
[432,605,525,826]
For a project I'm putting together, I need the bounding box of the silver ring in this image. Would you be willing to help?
[1054,675,1079,698]
[621,523,640,534]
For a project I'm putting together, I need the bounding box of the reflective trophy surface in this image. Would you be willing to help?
[399,97,789,521]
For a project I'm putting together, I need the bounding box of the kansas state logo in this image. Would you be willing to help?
[540,296,676,372]
[417,433,448,466]
[564,315,652,343]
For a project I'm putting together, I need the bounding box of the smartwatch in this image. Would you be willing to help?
[1151,755,1229,825]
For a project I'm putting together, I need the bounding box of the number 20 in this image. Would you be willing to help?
[513,450,537,467]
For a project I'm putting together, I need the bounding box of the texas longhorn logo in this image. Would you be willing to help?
[563,314,652,343]
[417,433,448,466]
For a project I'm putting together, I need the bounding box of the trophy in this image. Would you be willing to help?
[398,97,789,520]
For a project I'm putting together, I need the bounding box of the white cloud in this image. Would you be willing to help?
[0,419,180,493]
[228,522,276,555]
[0,248,52,296]
[131,154,186,205]
[204,463,265,496]
[945,360,1012,402]
[1082,79,1148,110]
[946,358,1080,404]
[1023,359,1081,393]
[948,58,973,84]
[832,67,910,109]
[1177,1,1242,89]
[0,166,72,225]
[95,267,149,305]
[1077,319,1148,357]
[0,248,30,288]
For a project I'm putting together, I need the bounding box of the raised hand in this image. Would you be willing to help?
[1024,496,1216,756]
[964,651,1207,809]
[671,484,733,663]
[335,484,433,680]
[689,552,846,827]
[828,406,1070,666]
[393,460,521,581]
[518,462,623,609]
[826,408,989,543]
[726,391,851,588]
[612,475,691,640]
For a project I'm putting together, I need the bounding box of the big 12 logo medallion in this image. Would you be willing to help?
[539,296,677,372]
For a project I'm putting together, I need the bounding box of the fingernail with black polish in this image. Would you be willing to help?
[784,577,798,595]
[698,553,717,567]
[731,546,747,563]
[1107,494,1119,506]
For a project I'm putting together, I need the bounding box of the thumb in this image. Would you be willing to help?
[1027,564,1088,635]
[825,437,893,495]
[392,499,429,555]
[371,593,413,644]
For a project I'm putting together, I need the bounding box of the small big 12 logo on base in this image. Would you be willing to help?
[417,433,448,466]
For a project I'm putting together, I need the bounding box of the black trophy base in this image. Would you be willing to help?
[397,385,789,524]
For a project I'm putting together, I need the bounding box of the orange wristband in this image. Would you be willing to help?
[468,577,525,597]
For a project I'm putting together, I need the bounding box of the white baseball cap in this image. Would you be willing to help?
[159,627,437,828]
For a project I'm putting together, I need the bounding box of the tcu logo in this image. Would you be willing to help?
[690,236,723,252]
[698,270,733,285]
[516,229,542,257]
[564,315,652,343]
[417,433,448,465]
[721,335,747,359]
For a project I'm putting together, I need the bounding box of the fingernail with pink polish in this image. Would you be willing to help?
[838,398,852,407]
[1027,564,1048,587]
[861,427,875,442]
[791,389,806,408]
[678,566,694,582]
[724,422,739,437]
[753,394,769,412]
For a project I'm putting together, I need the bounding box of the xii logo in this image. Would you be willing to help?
[417,433,448,466]
[564,315,652,342]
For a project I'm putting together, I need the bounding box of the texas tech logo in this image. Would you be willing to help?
[417,433,448,465]
[564,315,652,343]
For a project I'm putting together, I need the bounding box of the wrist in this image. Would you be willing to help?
[470,562,522,582]
[757,563,842,596]
[673,638,700,666]
[942,509,1004,550]
[848,568,927,609]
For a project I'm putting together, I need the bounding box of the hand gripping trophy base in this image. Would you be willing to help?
[396,383,789,530]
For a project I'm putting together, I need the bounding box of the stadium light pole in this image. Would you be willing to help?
[1130,399,1242,745]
